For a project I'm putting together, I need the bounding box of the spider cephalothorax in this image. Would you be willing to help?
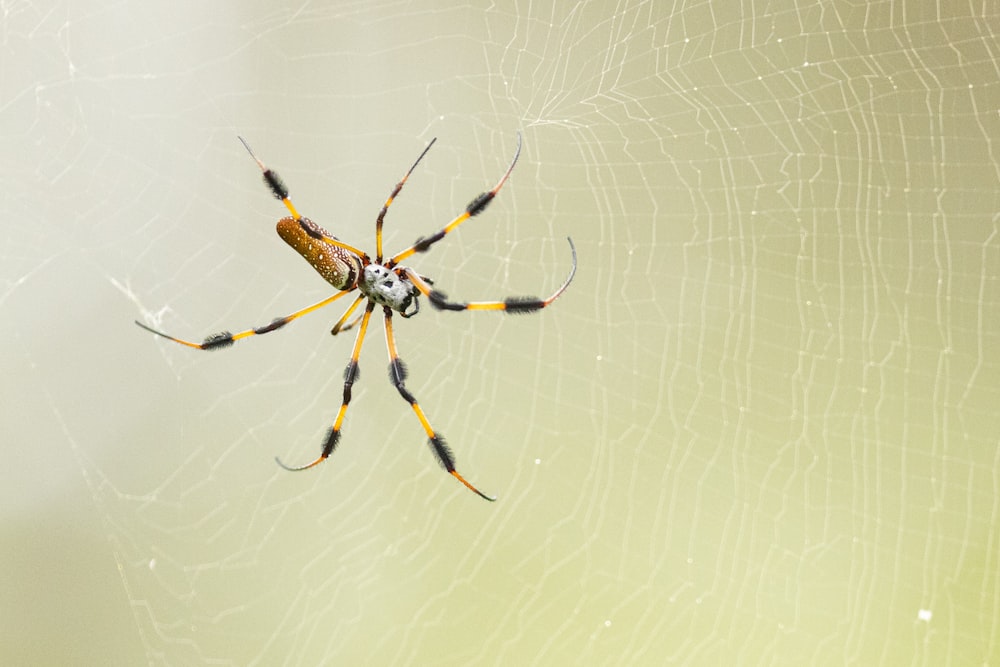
[359,263,419,316]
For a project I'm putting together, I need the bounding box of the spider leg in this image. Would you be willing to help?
[402,237,577,314]
[239,136,369,260]
[387,133,521,267]
[382,306,496,501]
[275,301,376,471]
[375,138,437,263]
[332,311,366,335]
[330,293,367,336]
[134,289,355,350]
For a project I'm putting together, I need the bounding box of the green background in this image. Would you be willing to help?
[3,1,998,664]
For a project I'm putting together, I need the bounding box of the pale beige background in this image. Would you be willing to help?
[3,1,998,665]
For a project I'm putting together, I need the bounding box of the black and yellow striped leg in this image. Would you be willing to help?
[134,289,355,350]
[275,301,376,471]
[375,138,437,263]
[388,133,522,267]
[239,136,370,260]
[383,306,496,501]
[402,236,577,315]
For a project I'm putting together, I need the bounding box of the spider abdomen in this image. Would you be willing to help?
[277,216,362,291]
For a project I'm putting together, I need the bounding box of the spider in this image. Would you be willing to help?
[136,134,576,501]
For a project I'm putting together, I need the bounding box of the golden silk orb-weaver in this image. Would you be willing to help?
[136,134,576,501]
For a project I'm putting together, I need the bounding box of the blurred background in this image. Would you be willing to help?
[2,1,998,664]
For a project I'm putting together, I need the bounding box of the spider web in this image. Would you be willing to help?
[3,0,999,664]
